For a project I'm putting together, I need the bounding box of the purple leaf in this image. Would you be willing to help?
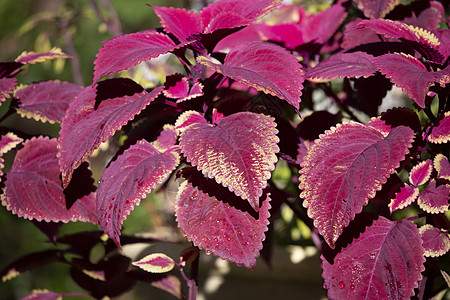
[307,51,377,81]
[434,154,450,180]
[428,111,450,144]
[342,18,381,49]
[174,110,207,132]
[58,85,163,187]
[152,6,203,42]
[417,180,450,214]
[322,217,425,299]
[1,137,97,224]
[15,80,82,124]
[15,47,71,64]
[388,184,419,213]
[197,42,304,109]
[151,275,182,299]
[154,125,178,152]
[175,181,271,268]
[133,253,175,273]
[299,122,415,248]
[403,3,444,32]
[163,75,203,103]
[419,224,450,258]
[372,53,447,108]
[435,29,450,61]
[0,61,22,78]
[93,32,190,82]
[0,77,17,103]
[0,132,23,182]
[178,111,279,211]
[409,159,433,187]
[97,139,179,248]
[354,0,402,19]
[365,116,391,137]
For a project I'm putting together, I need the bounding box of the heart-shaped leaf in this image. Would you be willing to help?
[97,139,179,248]
[322,217,425,299]
[419,224,450,258]
[175,181,271,268]
[428,111,450,144]
[388,184,419,213]
[299,122,415,247]
[58,85,163,187]
[0,77,17,103]
[197,41,304,109]
[354,0,402,19]
[307,51,377,81]
[133,253,175,273]
[434,154,450,180]
[15,80,82,124]
[15,47,71,64]
[1,137,97,224]
[409,159,433,187]
[93,32,190,82]
[178,111,279,211]
[417,180,450,213]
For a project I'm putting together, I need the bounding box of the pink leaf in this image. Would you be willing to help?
[97,139,179,248]
[299,122,415,248]
[1,137,97,224]
[388,184,419,213]
[179,111,279,211]
[197,42,304,109]
[15,47,71,64]
[175,181,271,268]
[419,224,450,258]
[372,53,444,108]
[434,154,450,180]
[417,180,450,214]
[307,51,377,81]
[174,110,207,132]
[409,159,433,187]
[154,125,178,152]
[342,18,380,49]
[322,217,425,299]
[354,0,402,19]
[58,85,163,187]
[152,6,203,42]
[133,253,175,273]
[365,116,391,137]
[403,4,444,32]
[0,77,17,103]
[163,76,203,103]
[428,111,450,144]
[203,12,250,34]
[15,80,82,124]
[93,32,190,82]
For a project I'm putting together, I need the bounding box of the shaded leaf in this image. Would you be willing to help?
[163,75,203,103]
[63,161,97,210]
[307,51,377,81]
[150,275,182,299]
[0,61,22,78]
[197,42,304,109]
[93,32,190,82]
[175,181,271,268]
[15,47,71,64]
[409,159,432,187]
[419,224,450,258]
[417,180,450,214]
[296,111,342,141]
[354,0,402,19]
[388,184,419,213]
[0,77,17,103]
[428,111,450,144]
[322,217,425,299]
[133,253,175,273]
[1,137,97,223]
[299,122,415,247]
[58,85,163,187]
[97,139,179,248]
[178,111,279,211]
[380,107,422,133]
[15,80,82,124]
[95,78,144,110]
[434,154,450,180]
[180,246,199,266]
[19,289,68,300]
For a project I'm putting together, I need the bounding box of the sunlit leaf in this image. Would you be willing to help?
[419,224,450,258]
[434,154,450,180]
[388,184,419,213]
[428,111,450,144]
[133,253,175,273]
[152,6,203,42]
[409,159,433,187]
[15,47,71,64]
[417,180,450,214]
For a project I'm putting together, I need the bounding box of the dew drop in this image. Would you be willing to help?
[350,284,355,290]
[339,281,345,289]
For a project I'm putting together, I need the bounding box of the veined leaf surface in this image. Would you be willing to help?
[417,180,450,213]
[299,122,415,247]
[419,224,450,258]
[354,0,402,19]
[428,111,450,144]
[409,159,432,187]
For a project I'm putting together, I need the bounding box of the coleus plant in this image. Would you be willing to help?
[1,0,450,299]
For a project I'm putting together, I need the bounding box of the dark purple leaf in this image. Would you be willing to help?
[0,61,22,78]
[409,159,432,187]
[434,154,450,181]
[64,161,97,210]
[0,77,16,103]
[15,80,82,123]
[322,217,425,299]
[163,75,203,103]
[97,139,179,248]
[152,6,203,42]
[180,246,200,266]
[380,107,422,133]
[354,0,402,18]
[296,110,342,141]
[428,111,450,144]
[419,224,450,257]
[2,137,98,223]
[307,51,377,81]
[95,78,144,110]
[178,111,279,211]
[197,42,304,109]
[417,180,450,214]
[175,181,271,268]
[58,85,163,187]
[15,47,71,64]
[93,32,190,82]
[388,184,419,213]
[299,122,415,247]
